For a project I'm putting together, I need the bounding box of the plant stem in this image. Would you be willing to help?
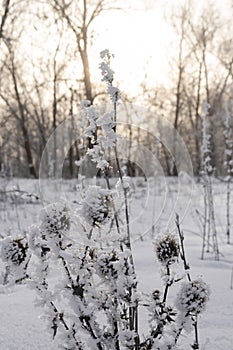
[226,180,230,244]
[176,214,191,282]
[192,315,199,349]
[163,265,170,303]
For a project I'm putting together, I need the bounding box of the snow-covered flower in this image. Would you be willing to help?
[87,145,109,170]
[1,237,28,265]
[154,234,179,265]
[82,104,99,141]
[96,250,119,279]
[176,279,209,315]
[96,111,117,148]
[39,202,70,238]
[100,49,111,60]
[99,50,121,103]
[0,236,30,285]
[99,49,114,84]
[81,186,112,227]
[99,61,114,84]
[28,203,71,258]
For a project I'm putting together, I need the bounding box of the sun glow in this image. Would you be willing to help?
[10,0,231,100]
[88,0,231,97]
[90,3,172,96]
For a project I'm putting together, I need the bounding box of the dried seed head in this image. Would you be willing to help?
[1,237,28,265]
[81,186,112,227]
[40,202,70,237]
[97,250,119,278]
[176,279,210,315]
[154,234,179,265]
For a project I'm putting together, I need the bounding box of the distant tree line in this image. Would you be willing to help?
[0,0,232,178]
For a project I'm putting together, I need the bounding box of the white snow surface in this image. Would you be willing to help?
[0,177,233,350]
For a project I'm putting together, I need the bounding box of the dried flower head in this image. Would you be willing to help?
[176,279,210,315]
[1,237,28,265]
[154,234,179,265]
[99,50,121,103]
[97,250,119,279]
[40,202,70,237]
[81,186,112,227]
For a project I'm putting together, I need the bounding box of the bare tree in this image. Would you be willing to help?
[0,44,37,177]
[166,2,193,175]
[0,0,11,39]
[49,0,116,104]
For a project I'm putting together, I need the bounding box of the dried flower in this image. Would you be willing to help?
[39,202,70,237]
[176,279,210,315]
[81,186,112,227]
[154,234,179,265]
[99,50,121,103]
[1,237,28,265]
[97,250,119,279]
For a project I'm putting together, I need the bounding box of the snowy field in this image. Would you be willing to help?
[0,177,233,350]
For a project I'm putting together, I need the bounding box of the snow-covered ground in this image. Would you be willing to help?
[0,177,233,349]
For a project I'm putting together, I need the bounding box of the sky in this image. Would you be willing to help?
[89,0,231,97]
[90,0,172,95]
[16,0,232,99]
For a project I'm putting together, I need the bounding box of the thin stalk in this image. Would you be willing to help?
[103,170,122,238]
[192,315,199,349]
[102,168,124,255]
[171,311,190,347]
[163,265,170,303]
[113,297,120,350]
[208,177,219,260]
[206,179,211,253]
[230,266,233,290]
[201,179,207,260]
[80,227,93,269]
[226,180,230,244]
[113,102,140,350]
[176,214,191,282]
